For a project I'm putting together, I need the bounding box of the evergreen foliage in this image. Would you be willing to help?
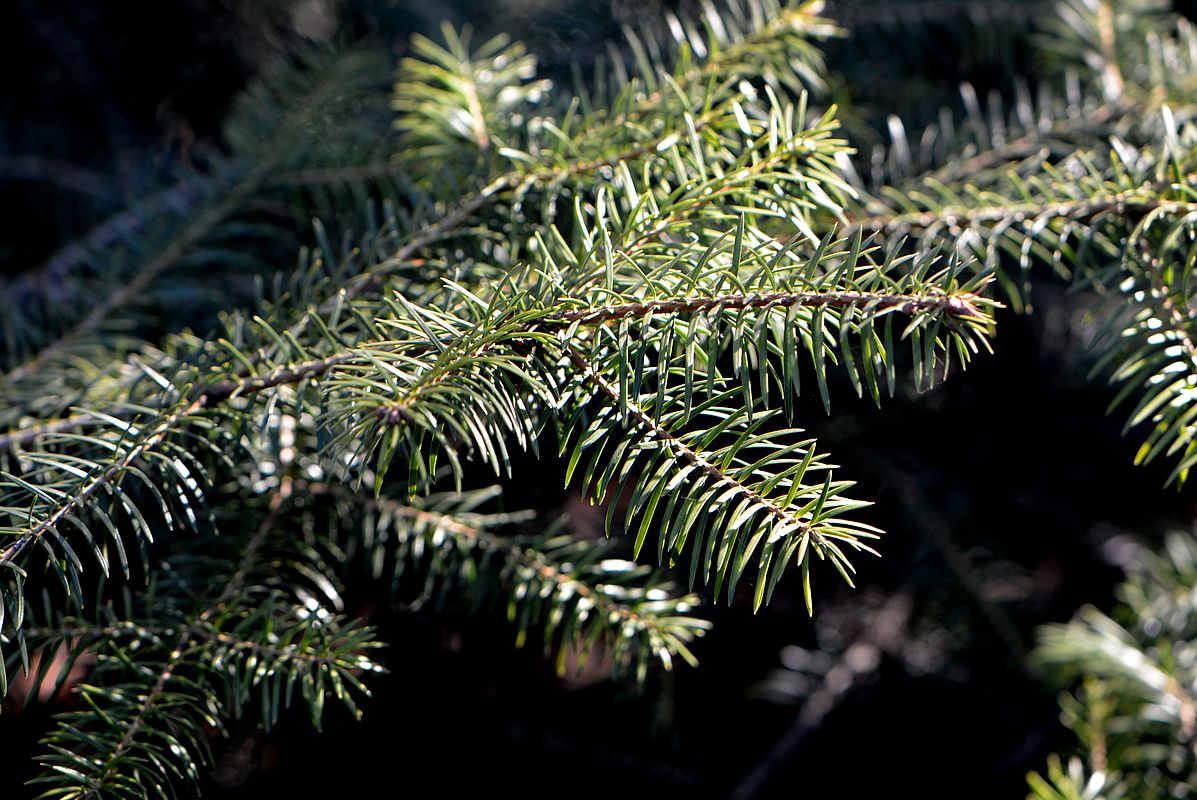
[3,0,1197,795]
[1030,530,1197,799]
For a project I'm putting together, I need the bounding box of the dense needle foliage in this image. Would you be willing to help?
[3,0,1197,796]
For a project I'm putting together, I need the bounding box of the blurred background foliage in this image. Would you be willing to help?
[4,0,1197,797]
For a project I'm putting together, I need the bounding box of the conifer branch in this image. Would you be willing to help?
[1,181,204,300]
[559,343,878,610]
[565,345,819,541]
[303,480,679,629]
[0,154,117,200]
[299,479,706,676]
[24,495,382,798]
[844,190,1197,238]
[75,629,198,799]
[0,413,101,450]
[0,396,206,566]
[0,280,987,448]
[549,289,988,326]
[63,501,282,799]
[17,2,1177,791]
[2,174,267,386]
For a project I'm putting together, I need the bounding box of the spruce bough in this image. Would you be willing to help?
[0,0,1195,795]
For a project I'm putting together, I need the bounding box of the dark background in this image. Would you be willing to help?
[4,1,1197,797]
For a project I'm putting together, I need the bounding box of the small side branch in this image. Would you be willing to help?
[563,344,818,542]
[298,479,652,627]
[549,289,987,326]
[845,185,1197,238]
[0,397,206,566]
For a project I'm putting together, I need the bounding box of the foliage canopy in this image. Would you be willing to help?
[3,0,1197,796]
